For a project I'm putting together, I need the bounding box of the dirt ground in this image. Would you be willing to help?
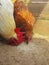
[0,38,49,65]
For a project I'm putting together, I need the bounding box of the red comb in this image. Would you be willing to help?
[7,28,25,46]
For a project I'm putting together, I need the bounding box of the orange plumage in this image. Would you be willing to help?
[14,1,35,43]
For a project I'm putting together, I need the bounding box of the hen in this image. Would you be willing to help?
[14,0,35,43]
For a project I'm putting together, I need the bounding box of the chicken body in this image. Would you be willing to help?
[14,1,35,43]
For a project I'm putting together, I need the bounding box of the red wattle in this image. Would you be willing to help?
[7,28,25,46]
[7,38,18,46]
[7,28,32,46]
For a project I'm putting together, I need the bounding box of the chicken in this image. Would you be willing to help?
[13,0,35,43]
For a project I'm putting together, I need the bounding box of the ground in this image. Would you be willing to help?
[0,38,49,65]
